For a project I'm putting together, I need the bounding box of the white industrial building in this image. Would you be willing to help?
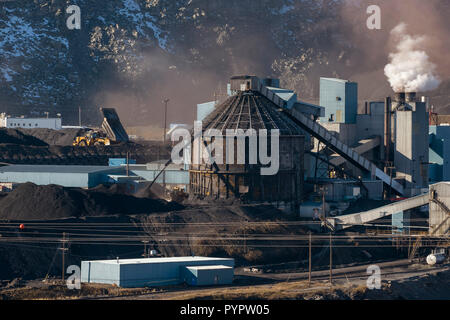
[0,113,62,130]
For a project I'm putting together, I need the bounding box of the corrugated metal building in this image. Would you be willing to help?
[393,93,429,196]
[183,265,234,286]
[429,125,450,183]
[81,256,235,288]
[197,101,218,122]
[429,182,450,236]
[320,78,358,124]
[0,165,124,188]
[0,114,62,130]
[130,162,189,190]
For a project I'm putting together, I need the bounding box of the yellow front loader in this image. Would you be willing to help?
[73,130,111,146]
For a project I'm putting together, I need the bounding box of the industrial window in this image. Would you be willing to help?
[336,97,341,101]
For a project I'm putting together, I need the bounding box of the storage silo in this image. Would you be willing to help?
[189,76,305,213]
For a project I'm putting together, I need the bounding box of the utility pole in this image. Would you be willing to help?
[162,98,169,191]
[308,232,312,287]
[142,240,149,258]
[126,151,129,177]
[244,222,247,254]
[322,190,326,218]
[163,98,169,145]
[60,232,69,282]
[329,232,333,286]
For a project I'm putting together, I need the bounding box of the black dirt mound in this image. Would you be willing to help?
[16,128,87,146]
[134,182,166,199]
[0,183,183,220]
[0,128,87,146]
[0,129,47,146]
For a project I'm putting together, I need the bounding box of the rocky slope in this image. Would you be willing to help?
[0,0,448,127]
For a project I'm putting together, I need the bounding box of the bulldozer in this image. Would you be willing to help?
[73,108,129,147]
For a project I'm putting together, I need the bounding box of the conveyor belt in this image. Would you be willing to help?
[327,193,429,230]
[256,82,404,196]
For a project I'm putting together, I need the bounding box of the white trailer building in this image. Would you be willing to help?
[0,113,62,130]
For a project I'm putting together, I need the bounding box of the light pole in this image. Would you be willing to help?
[163,98,169,145]
[162,98,169,193]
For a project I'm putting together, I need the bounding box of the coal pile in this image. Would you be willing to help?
[0,128,171,165]
[0,143,170,165]
[0,129,47,146]
[0,183,183,220]
[0,128,87,146]
[15,128,86,146]
[134,182,166,199]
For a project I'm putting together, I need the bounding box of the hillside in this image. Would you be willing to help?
[1,0,449,127]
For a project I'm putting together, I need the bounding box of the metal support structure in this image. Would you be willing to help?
[142,240,149,258]
[308,232,312,286]
[163,98,169,145]
[282,107,404,195]
[329,232,333,286]
[60,232,69,281]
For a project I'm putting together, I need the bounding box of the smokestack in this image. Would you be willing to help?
[421,96,430,111]
[384,97,391,166]
[405,92,416,102]
[394,92,406,103]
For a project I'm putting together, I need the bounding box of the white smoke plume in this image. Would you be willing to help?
[384,23,441,92]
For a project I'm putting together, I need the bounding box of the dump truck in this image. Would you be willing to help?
[73,108,129,146]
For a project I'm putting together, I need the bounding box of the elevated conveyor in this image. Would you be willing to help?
[256,82,404,196]
[330,137,380,167]
[327,193,428,230]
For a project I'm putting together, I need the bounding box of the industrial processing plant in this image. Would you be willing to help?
[0,0,449,305]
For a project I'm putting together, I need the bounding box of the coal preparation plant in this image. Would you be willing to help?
[189,76,307,213]
[188,74,450,237]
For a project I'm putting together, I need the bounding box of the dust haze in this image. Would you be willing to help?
[339,0,450,100]
[95,0,450,127]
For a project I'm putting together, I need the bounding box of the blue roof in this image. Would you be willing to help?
[0,165,121,174]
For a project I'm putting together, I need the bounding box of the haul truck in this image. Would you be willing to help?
[73,108,129,146]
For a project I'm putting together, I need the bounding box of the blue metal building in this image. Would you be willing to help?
[197,101,218,121]
[0,165,124,188]
[81,256,235,288]
[183,265,234,286]
[320,77,358,124]
[429,125,450,182]
[129,162,189,189]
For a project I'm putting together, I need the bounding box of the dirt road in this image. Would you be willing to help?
[98,260,450,300]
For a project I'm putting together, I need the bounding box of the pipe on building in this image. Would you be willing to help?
[384,97,391,167]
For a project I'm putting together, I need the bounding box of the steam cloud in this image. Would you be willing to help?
[384,23,441,92]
